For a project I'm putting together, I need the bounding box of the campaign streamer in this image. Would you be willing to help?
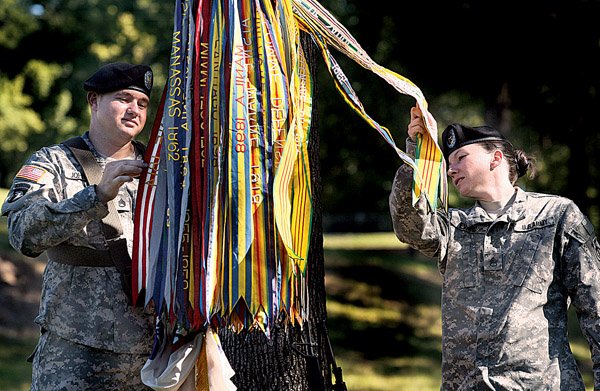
[133,0,445,377]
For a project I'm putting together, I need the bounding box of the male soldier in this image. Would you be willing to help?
[2,62,154,390]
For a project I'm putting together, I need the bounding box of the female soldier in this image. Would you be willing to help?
[389,106,600,390]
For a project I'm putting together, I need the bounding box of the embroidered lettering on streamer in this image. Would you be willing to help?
[519,218,554,230]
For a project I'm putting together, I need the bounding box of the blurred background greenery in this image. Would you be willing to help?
[1,0,600,231]
[1,0,600,390]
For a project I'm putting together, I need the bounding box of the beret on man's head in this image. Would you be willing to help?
[441,123,509,161]
[84,62,153,97]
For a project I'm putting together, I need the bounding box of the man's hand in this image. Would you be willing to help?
[96,160,147,204]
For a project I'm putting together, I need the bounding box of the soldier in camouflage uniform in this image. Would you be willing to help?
[389,106,600,390]
[1,62,155,390]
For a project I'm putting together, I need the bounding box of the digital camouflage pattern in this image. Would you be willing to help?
[389,139,600,390]
[1,132,153,387]
[31,331,151,390]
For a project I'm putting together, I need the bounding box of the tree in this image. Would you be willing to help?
[0,0,174,187]
[218,33,344,391]
[2,0,599,228]
[0,0,45,185]
[314,0,600,229]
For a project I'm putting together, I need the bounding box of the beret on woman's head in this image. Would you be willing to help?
[441,123,509,161]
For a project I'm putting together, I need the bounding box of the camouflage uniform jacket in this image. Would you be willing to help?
[389,139,600,390]
[1,132,153,354]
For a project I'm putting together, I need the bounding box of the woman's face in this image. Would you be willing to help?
[447,143,496,199]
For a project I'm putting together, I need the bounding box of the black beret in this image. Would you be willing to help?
[83,62,153,97]
[441,123,508,161]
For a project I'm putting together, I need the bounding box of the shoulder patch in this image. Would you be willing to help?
[15,165,47,183]
[6,183,32,203]
[568,218,595,244]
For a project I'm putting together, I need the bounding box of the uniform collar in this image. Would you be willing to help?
[461,187,527,226]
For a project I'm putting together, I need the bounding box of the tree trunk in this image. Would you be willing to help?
[219,33,336,390]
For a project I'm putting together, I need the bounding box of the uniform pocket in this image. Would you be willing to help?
[504,219,555,294]
[446,222,480,289]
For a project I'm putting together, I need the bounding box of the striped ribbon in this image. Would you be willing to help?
[133,0,444,345]
[292,0,447,209]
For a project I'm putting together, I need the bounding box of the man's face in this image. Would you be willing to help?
[90,89,149,142]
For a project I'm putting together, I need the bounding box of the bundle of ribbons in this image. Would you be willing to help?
[133,0,445,388]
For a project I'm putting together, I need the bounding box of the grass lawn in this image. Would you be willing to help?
[0,208,594,391]
[322,235,594,390]
[324,245,443,391]
[0,336,36,391]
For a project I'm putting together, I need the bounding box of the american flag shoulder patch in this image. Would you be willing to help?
[16,164,47,182]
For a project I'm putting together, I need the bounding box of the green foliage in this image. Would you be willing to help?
[0,59,77,182]
[47,90,78,137]
[316,0,600,230]
[0,74,45,153]
[0,0,599,228]
[0,335,36,391]
[0,0,38,49]
[23,60,63,99]
[0,0,173,186]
